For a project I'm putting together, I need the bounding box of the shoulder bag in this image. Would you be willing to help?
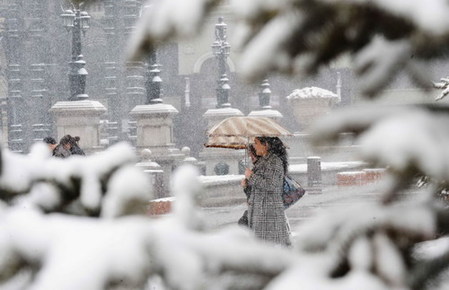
[282,175,305,209]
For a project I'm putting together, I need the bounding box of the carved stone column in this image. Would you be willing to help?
[130,103,184,196]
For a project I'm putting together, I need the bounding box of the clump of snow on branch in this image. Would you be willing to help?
[101,165,152,218]
[0,151,302,290]
[234,10,304,80]
[354,37,409,96]
[262,202,441,290]
[170,164,205,229]
[434,77,449,101]
[357,109,449,181]
[127,0,220,63]
[352,0,449,34]
[8,1,449,289]
[311,105,449,194]
[3,142,147,216]
[302,102,449,289]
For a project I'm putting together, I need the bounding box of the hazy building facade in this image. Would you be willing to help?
[0,0,355,155]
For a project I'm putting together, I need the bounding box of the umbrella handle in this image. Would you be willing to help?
[245,137,249,169]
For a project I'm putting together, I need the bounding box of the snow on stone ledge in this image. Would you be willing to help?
[50,100,107,112]
[150,197,176,203]
[248,109,283,119]
[287,87,340,102]
[203,108,244,118]
[289,161,367,173]
[199,174,244,185]
[130,103,179,115]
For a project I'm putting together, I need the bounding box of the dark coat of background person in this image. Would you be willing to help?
[247,150,291,246]
[69,136,86,156]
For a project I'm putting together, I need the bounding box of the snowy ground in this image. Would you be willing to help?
[200,179,432,262]
[201,182,395,236]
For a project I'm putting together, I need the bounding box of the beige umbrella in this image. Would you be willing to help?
[205,116,292,149]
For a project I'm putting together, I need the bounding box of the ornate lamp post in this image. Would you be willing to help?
[51,6,106,154]
[61,6,90,101]
[145,50,163,104]
[211,17,231,108]
[259,79,272,109]
[201,17,244,176]
[248,78,283,120]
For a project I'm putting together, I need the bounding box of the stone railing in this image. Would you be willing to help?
[146,161,377,215]
[147,175,245,215]
[288,160,367,186]
[197,175,246,207]
[336,168,386,186]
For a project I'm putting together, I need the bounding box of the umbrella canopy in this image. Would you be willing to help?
[205,116,292,149]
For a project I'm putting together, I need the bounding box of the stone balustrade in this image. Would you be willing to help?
[337,168,386,187]
[146,162,383,216]
[147,197,174,216]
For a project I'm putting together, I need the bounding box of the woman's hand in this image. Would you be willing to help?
[241,178,247,188]
[245,168,253,179]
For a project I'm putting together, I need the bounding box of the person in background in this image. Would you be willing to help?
[69,136,86,156]
[43,137,57,155]
[244,136,291,246]
[53,135,72,158]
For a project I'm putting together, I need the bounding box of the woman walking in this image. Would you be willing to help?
[244,136,291,246]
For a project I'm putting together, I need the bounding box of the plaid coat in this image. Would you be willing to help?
[247,153,291,246]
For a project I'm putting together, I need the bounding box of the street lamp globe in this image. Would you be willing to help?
[211,40,220,55]
[212,17,232,108]
[61,5,90,101]
[80,11,91,31]
[61,9,75,30]
[223,42,231,56]
[215,17,227,38]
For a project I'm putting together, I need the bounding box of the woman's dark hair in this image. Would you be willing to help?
[70,136,81,146]
[43,136,57,145]
[256,137,288,173]
[248,143,257,158]
[59,135,72,145]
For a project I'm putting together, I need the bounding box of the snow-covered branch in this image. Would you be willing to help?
[124,0,449,97]
[311,104,449,201]
[434,77,449,101]
[1,119,449,289]
[0,149,298,290]
[0,142,150,217]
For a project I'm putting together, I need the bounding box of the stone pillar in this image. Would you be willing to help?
[181,146,198,167]
[201,107,244,175]
[136,149,164,199]
[203,107,243,131]
[248,79,283,121]
[130,103,184,196]
[50,100,107,154]
[286,87,340,131]
[307,156,322,194]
